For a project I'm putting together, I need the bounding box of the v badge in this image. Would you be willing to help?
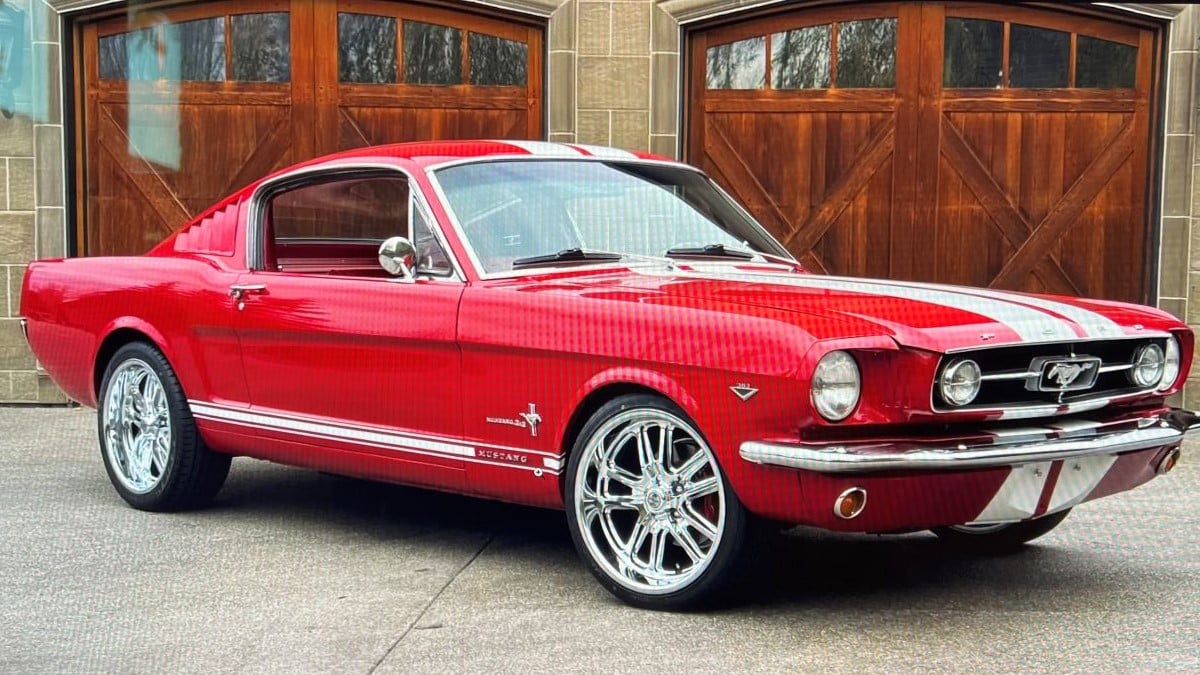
[730,384,758,401]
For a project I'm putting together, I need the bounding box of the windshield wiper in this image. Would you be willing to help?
[665,243,756,260]
[512,248,624,269]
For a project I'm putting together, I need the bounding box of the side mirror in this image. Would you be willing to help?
[378,236,417,280]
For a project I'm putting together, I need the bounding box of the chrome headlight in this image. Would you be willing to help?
[1131,343,1165,388]
[811,351,860,422]
[1158,337,1181,392]
[940,359,982,407]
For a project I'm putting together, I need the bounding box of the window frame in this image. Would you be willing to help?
[247,164,464,282]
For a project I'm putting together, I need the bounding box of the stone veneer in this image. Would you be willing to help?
[548,0,679,158]
[0,0,67,403]
[1,1,1198,405]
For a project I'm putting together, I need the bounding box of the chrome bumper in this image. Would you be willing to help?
[739,409,1200,474]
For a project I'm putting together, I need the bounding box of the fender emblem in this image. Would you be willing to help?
[488,404,542,438]
[730,384,758,401]
[519,403,543,437]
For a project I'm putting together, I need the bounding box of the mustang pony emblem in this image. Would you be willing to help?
[1047,362,1093,388]
[519,403,543,437]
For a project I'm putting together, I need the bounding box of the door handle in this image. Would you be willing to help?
[229,284,267,300]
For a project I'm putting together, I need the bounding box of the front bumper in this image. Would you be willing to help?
[740,409,1199,474]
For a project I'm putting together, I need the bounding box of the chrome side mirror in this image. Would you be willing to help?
[379,236,417,280]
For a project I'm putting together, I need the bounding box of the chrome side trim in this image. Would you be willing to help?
[739,409,1198,474]
[246,162,466,282]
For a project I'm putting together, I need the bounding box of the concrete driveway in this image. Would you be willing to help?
[1,406,1197,673]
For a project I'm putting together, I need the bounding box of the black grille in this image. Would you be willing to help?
[933,337,1167,411]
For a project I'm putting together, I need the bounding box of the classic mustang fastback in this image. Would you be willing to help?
[20,140,1196,609]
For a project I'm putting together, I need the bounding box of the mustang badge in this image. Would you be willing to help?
[487,403,542,437]
[1047,362,1091,388]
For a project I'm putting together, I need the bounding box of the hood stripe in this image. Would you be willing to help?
[673,266,1081,343]
[831,275,1123,339]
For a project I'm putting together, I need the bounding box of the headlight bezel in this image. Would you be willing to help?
[1158,337,1181,393]
[939,358,983,407]
[1131,343,1166,389]
[810,350,861,422]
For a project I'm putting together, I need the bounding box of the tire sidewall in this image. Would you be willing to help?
[563,393,748,610]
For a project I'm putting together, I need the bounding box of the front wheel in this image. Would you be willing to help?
[564,394,749,610]
[931,509,1072,552]
[98,342,231,511]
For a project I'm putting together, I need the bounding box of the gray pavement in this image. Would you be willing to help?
[1,405,1197,674]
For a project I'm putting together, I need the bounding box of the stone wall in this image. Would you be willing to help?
[0,0,66,403]
[547,0,679,157]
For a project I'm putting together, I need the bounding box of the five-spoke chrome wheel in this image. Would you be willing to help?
[103,359,172,494]
[567,397,743,606]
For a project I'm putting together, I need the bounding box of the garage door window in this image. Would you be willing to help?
[99,17,226,81]
[709,17,896,90]
[944,17,1137,89]
[99,13,292,83]
[232,13,291,82]
[770,25,830,89]
[403,21,463,85]
[338,13,399,84]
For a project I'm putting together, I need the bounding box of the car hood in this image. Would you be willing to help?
[543,263,1176,353]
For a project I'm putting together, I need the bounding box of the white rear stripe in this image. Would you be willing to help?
[571,144,638,159]
[500,140,584,157]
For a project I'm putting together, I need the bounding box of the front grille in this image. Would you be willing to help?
[932,337,1167,412]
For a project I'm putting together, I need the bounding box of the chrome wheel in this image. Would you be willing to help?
[573,408,726,595]
[102,359,171,495]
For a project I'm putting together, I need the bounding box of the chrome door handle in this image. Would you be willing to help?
[229,284,267,299]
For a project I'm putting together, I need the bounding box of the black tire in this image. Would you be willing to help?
[931,509,1072,552]
[564,393,751,610]
[97,341,231,511]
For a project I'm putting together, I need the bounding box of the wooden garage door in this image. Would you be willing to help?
[79,0,543,256]
[687,3,1158,302]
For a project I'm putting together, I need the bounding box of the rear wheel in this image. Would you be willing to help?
[98,342,230,511]
[564,394,749,610]
[931,509,1072,552]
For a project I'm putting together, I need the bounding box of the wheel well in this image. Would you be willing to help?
[93,328,154,398]
[557,383,662,494]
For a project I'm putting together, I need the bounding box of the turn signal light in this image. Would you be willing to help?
[1158,447,1182,475]
[834,487,867,519]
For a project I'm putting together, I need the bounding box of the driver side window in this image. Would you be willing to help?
[263,171,452,278]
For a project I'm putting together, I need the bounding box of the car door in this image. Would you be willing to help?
[229,166,468,488]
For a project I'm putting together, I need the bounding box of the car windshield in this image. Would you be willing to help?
[433,159,791,274]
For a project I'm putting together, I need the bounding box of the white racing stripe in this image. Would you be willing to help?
[863,276,1123,339]
[571,144,639,159]
[674,265,1081,343]
[1046,454,1117,513]
[499,140,584,157]
[972,462,1053,523]
[189,401,559,474]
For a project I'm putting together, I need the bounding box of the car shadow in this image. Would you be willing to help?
[203,460,1131,612]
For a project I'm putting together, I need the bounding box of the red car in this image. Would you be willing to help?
[20,140,1196,609]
